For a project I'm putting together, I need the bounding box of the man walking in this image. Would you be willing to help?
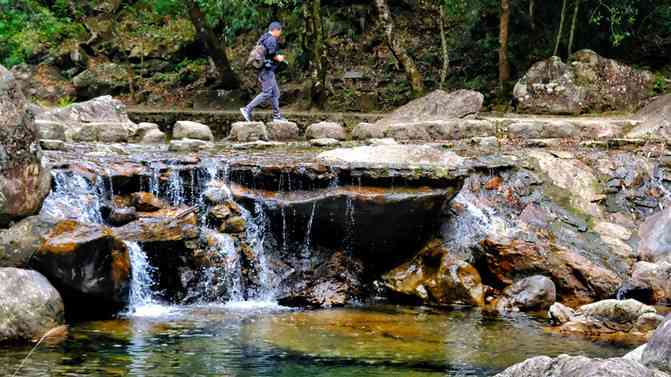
[240,22,287,122]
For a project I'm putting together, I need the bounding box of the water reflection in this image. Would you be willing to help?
[0,305,633,377]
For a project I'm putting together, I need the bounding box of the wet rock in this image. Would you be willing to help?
[173,121,214,142]
[222,216,246,234]
[367,138,398,145]
[278,250,364,308]
[40,139,66,151]
[306,122,346,140]
[0,268,64,343]
[202,181,232,205]
[639,208,671,262]
[131,192,167,212]
[627,95,671,142]
[0,64,52,227]
[514,50,654,114]
[375,89,484,127]
[625,344,647,362]
[267,120,299,141]
[0,216,55,268]
[383,119,496,141]
[497,275,556,312]
[34,95,135,143]
[72,62,129,100]
[310,138,340,147]
[168,138,212,152]
[352,122,386,140]
[107,207,138,226]
[553,299,663,339]
[642,315,671,373]
[495,355,668,377]
[230,122,268,142]
[628,261,671,304]
[233,184,458,274]
[112,212,199,243]
[31,220,131,316]
[549,302,576,325]
[480,235,622,306]
[383,240,485,307]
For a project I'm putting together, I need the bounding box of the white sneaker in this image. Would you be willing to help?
[240,108,252,122]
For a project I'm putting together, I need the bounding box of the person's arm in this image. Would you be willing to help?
[266,37,285,62]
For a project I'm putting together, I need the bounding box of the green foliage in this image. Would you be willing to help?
[589,0,639,46]
[653,72,669,95]
[0,0,85,66]
[56,95,75,108]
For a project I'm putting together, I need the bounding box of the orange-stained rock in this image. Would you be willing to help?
[31,220,130,316]
[383,240,485,307]
[480,236,622,307]
[131,192,167,212]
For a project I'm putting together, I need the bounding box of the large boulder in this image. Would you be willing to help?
[627,95,671,142]
[0,216,55,268]
[495,355,668,377]
[0,64,52,227]
[375,89,484,127]
[550,299,663,339]
[480,235,622,306]
[30,220,131,316]
[0,268,64,343]
[72,62,129,100]
[639,208,671,263]
[627,261,671,304]
[642,315,671,373]
[514,50,654,114]
[305,122,347,140]
[34,95,136,142]
[173,121,214,142]
[497,275,556,312]
[383,240,485,307]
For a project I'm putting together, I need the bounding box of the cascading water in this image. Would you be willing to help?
[125,241,166,316]
[40,171,104,223]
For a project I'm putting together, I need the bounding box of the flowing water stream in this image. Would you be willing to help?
[18,157,640,376]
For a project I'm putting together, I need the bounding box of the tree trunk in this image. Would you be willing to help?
[499,0,511,84]
[567,0,580,56]
[302,0,327,108]
[553,0,568,57]
[374,0,424,96]
[185,0,239,89]
[529,0,535,30]
[439,5,449,89]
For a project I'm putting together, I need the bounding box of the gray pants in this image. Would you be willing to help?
[244,70,282,119]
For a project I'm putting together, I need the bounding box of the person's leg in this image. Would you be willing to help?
[269,72,283,119]
[244,71,273,115]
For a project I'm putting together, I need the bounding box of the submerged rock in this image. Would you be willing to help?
[30,220,130,316]
[0,64,52,227]
[306,122,346,140]
[551,299,663,339]
[173,120,214,142]
[278,250,364,308]
[0,268,64,343]
[514,50,654,114]
[495,354,668,377]
[383,240,485,307]
[497,275,557,312]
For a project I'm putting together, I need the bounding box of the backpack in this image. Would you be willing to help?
[246,43,266,70]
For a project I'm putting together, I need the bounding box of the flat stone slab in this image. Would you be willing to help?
[318,144,465,170]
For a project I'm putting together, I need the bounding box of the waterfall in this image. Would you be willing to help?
[126,241,162,315]
[205,232,243,302]
[40,171,104,224]
[240,201,276,301]
[167,169,185,206]
[301,202,318,272]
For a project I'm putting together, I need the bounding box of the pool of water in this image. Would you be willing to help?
[1,304,635,377]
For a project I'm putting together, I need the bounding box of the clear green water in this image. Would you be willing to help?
[1,304,635,377]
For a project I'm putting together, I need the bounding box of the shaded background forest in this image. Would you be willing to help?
[1,0,670,112]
